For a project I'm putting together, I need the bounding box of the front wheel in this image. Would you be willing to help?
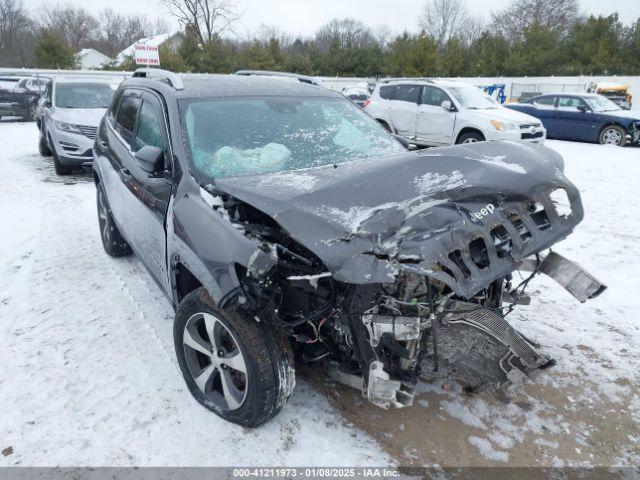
[39,131,51,156]
[49,134,72,175]
[457,131,485,144]
[174,288,295,427]
[599,125,626,146]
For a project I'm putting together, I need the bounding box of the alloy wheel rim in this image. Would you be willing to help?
[183,312,248,411]
[463,137,479,143]
[603,128,622,145]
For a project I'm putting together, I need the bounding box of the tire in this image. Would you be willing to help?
[599,125,626,146]
[96,185,132,257]
[50,135,72,175]
[457,131,485,144]
[174,288,295,427]
[39,131,51,156]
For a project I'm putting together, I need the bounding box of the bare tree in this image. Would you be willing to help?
[0,0,36,66]
[40,4,99,50]
[418,0,469,48]
[159,0,239,44]
[315,18,377,52]
[491,0,580,43]
[253,24,292,47]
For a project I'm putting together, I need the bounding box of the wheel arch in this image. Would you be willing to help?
[455,127,486,143]
[599,122,628,143]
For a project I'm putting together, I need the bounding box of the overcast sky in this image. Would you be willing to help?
[25,0,640,38]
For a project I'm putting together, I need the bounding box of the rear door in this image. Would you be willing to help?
[528,96,557,135]
[554,96,599,141]
[388,84,420,138]
[415,85,456,145]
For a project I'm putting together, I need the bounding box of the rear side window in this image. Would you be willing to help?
[379,85,396,100]
[135,101,165,150]
[115,94,141,138]
[534,96,555,106]
[394,85,421,104]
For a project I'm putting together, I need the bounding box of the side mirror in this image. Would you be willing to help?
[43,99,51,108]
[577,105,589,113]
[441,100,453,111]
[134,145,164,174]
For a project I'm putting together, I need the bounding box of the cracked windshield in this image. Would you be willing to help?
[181,97,406,179]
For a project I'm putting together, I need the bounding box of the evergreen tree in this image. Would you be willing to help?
[34,31,76,69]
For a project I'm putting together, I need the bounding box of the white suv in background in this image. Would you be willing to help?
[365,79,546,147]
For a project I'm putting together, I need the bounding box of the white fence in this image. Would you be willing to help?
[2,67,638,110]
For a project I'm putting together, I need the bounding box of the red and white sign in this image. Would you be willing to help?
[134,44,161,66]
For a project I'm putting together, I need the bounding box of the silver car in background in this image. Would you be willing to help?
[39,77,118,175]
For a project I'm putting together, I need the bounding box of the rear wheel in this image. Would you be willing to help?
[457,131,485,144]
[599,125,626,146]
[174,288,295,427]
[97,185,132,257]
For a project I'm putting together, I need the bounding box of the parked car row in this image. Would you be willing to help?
[28,68,605,429]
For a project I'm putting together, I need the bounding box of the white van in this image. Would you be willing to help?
[365,79,546,146]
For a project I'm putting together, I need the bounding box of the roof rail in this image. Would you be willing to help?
[133,67,184,90]
[379,77,434,84]
[234,70,322,87]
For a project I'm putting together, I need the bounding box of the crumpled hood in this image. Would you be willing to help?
[215,141,583,298]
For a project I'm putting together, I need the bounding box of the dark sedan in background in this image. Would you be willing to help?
[507,93,640,146]
[0,76,48,121]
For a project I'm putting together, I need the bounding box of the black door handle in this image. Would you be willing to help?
[121,168,131,176]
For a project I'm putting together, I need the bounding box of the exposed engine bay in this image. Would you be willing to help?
[201,141,606,409]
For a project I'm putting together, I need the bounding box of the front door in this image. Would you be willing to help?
[415,86,456,145]
[554,96,599,141]
[121,92,173,286]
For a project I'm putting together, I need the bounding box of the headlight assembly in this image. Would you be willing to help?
[55,121,82,134]
[490,120,517,131]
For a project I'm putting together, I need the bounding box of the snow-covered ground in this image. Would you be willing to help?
[0,120,638,467]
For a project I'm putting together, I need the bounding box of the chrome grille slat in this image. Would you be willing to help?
[77,125,97,139]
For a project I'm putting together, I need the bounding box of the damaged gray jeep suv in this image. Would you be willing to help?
[93,68,605,427]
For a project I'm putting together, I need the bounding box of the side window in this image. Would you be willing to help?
[421,86,450,107]
[134,100,166,151]
[115,93,141,141]
[394,85,421,104]
[379,85,397,100]
[558,96,587,110]
[533,96,556,108]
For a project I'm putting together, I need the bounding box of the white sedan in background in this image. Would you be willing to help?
[366,79,546,146]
